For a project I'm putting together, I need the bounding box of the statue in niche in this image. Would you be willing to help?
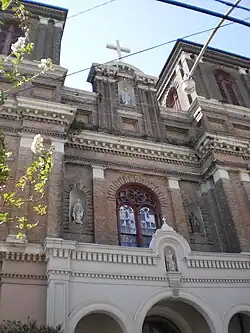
[72,198,85,224]
[189,211,202,234]
[120,86,132,105]
[165,249,177,272]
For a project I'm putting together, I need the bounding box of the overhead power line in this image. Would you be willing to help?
[213,0,250,13]
[8,15,250,98]
[65,0,118,20]
[156,0,250,28]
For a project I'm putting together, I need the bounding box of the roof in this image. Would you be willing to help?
[23,0,68,14]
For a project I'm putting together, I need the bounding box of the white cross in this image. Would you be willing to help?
[106,40,131,60]
[162,217,167,225]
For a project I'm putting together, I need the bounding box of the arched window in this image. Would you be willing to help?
[117,185,159,248]
[215,70,240,106]
[165,87,181,111]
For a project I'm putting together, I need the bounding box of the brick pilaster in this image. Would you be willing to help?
[212,169,243,252]
[46,140,64,237]
[92,166,118,245]
[168,178,189,241]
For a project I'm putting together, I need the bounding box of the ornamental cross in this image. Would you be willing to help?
[106,40,131,60]
[162,217,167,225]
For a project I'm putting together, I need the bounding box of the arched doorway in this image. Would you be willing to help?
[228,312,250,333]
[143,316,181,333]
[143,299,212,333]
[75,313,123,333]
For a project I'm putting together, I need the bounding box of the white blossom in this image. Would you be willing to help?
[31,134,44,154]
[38,58,53,71]
[11,37,26,53]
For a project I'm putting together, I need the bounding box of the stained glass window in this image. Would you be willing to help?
[117,186,159,248]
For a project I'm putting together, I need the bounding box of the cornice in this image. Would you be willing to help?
[46,270,250,285]
[1,272,46,280]
[196,96,250,120]
[87,62,157,89]
[67,131,199,166]
[181,277,250,284]
[195,132,250,163]
[0,96,76,127]
[1,56,67,80]
[20,1,67,22]
[64,154,202,180]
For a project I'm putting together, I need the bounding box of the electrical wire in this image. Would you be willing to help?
[66,0,118,20]
[6,15,250,98]
[213,0,250,13]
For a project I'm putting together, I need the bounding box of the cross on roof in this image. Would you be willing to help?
[106,40,131,60]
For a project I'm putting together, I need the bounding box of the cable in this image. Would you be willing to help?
[213,0,250,13]
[66,0,118,20]
[7,14,250,98]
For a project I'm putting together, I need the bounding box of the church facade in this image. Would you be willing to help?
[0,2,250,333]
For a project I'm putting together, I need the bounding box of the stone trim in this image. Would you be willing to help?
[68,131,198,166]
[45,248,157,266]
[181,277,250,284]
[186,258,250,269]
[1,273,46,280]
[107,174,168,207]
[47,270,250,285]
[3,252,44,262]
[65,155,202,179]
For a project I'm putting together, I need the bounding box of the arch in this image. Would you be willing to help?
[107,175,168,208]
[149,227,191,259]
[67,299,132,333]
[165,86,181,111]
[134,288,222,333]
[223,304,250,333]
[146,305,193,333]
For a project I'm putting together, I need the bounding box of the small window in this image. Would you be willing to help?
[117,185,160,247]
[215,70,240,106]
[165,87,181,111]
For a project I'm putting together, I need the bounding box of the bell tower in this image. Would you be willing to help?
[0,0,68,65]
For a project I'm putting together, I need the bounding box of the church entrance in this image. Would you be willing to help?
[143,299,212,333]
[228,313,250,333]
[143,316,181,333]
[74,313,123,333]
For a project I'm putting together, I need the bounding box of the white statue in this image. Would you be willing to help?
[72,199,84,224]
[165,249,177,272]
[121,87,132,105]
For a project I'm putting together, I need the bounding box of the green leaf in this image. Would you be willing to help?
[0,212,8,223]
[1,0,12,10]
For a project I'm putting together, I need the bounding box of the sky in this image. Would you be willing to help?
[31,0,250,91]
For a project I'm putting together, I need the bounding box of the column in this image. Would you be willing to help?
[53,21,64,64]
[212,168,244,252]
[7,136,33,238]
[45,238,74,331]
[92,165,107,244]
[46,140,64,237]
[35,17,49,61]
[92,166,117,244]
[168,178,189,240]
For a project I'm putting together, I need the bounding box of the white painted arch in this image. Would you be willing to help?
[67,299,132,333]
[222,304,250,333]
[134,288,223,333]
[147,305,193,333]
